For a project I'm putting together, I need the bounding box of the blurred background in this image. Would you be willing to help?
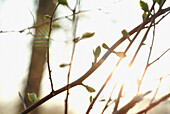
[0,0,169,114]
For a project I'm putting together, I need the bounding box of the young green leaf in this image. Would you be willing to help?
[156,0,164,5]
[43,14,51,19]
[82,32,95,39]
[140,0,149,12]
[121,29,131,41]
[99,99,106,102]
[102,43,110,50]
[142,11,148,21]
[28,93,39,103]
[83,85,96,93]
[52,23,60,29]
[93,46,101,59]
[59,63,70,68]
[90,96,93,103]
[58,0,68,5]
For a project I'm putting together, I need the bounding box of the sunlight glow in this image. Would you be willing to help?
[0,0,169,114]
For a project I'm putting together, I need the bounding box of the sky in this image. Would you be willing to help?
[0,0,170,114]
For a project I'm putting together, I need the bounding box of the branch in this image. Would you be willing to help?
[137,93,170,114]
[47,3,60,92]
[86,59,122,114]
[116,91,152,114]
[128,14,154,67]
[149,48,170,66]
[65,1,80,113]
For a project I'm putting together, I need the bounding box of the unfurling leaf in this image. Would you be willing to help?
[99,99,106,102]
[43,14,51,19]
[140,0,149,12]
[121,29,131,41]
[52,23,60,28]
[93,46,101,59]
[114,51,126,58]
[82,32,95,39]
[142,11,148,21]
[59,63,70,68]
[83,85,96,93]
[156,0,164,5]
[58,0,68,5]
[28,93,39,103]
[90,96,93,103]
[102,43,110,49]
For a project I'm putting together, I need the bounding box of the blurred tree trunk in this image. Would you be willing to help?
[19,0,56,114]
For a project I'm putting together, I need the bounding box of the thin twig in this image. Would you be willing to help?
[149,48,170,66]
[64,1,80,113]
[113,84,124,114]
[150,77,162,104]
[101,83,117,114]
[47,3,60,92]
[18,92,27,110]
[129,16,154,67]
[19,10,90,33]
[86,59,122,114]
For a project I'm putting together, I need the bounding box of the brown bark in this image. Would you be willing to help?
[20,0,56,114]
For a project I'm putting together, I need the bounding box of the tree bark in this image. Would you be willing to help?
[20,0,56,114]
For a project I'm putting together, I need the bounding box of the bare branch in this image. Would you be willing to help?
[65,1,80,113]
[46,3,60,92]
[149,48,170,66]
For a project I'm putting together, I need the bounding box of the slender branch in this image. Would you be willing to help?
[47,3,60,92]
[101,83,117,114]
[113,84,124,113]
[18,92,27,110]
[150,77,162,104]
[129,16,154,67]
[65,1,80,113]
[137,93,170,114]
[149,48,170,66]
[20,6,170,114]
[137,48,170,94]
[86,59,122,114]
